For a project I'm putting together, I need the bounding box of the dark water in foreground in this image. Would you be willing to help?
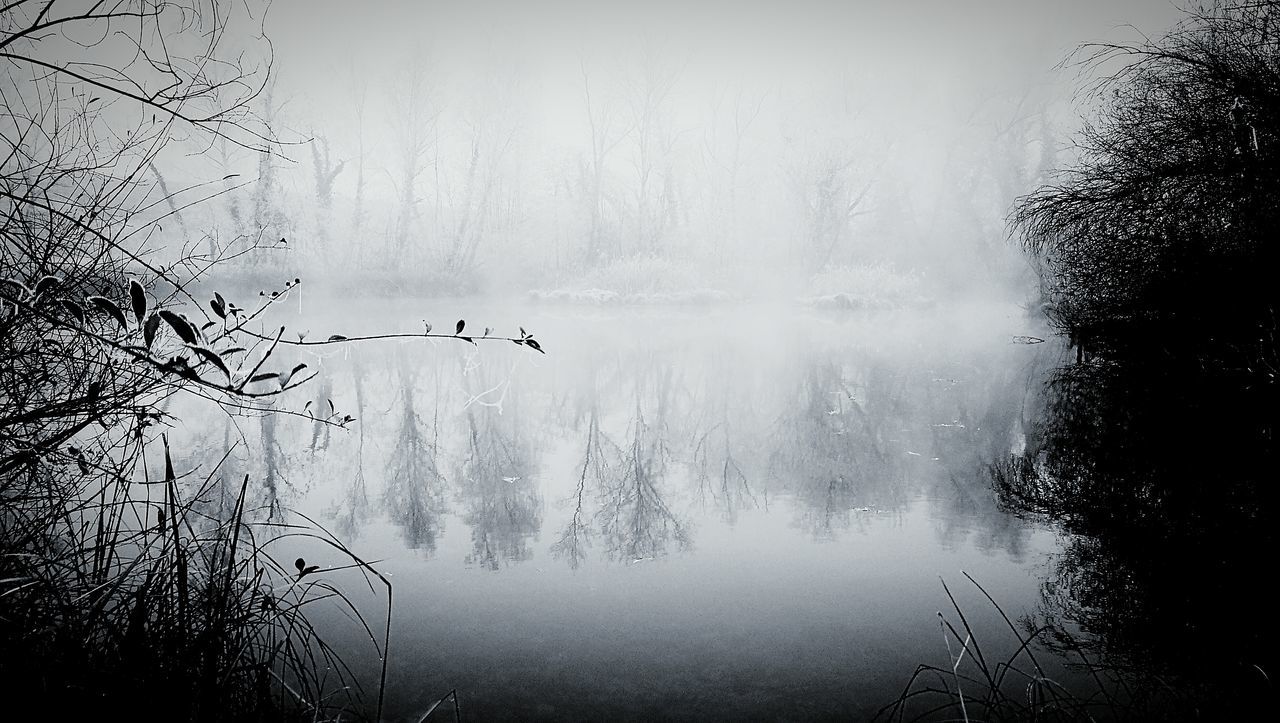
[173,299,1076,720]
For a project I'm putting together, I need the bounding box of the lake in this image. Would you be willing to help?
[170,297,1072,720]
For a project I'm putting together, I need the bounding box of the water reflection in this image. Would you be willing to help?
[771,358,897,538]
[167,301,1064,720]
[457,356,539,569]
[179,305,1043,571]
[597,394,691,562]
[552,355,692,566]
[259,410,285,517]
[384,357,447,552]
[550,405,612,568]
[329,354,370,541]
[995,359,1277,715]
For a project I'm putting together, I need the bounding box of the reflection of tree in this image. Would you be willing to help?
[921,356,1040,556]
[307,372,334,455]
[550,406,619,569]
[180,415,247,524]
[597,390,690,562]
[770,359,890,538]
[551,360,690,566]
[216,419,244,518]
[693,420,755,525]
[457,367,539,570]
[331,355,371,542]
[994,361,1276,715]
[383,368,446,552]
[258,410,287,518]
[691,352,759,525]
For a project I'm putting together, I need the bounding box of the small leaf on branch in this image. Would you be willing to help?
[87,296,127,330]
[143,314,161,349]
[128,279,147,324]
[186,345,230,379]
[248,373,279,384]
[159,310,197,344]
[327,334,347,342]
[60,299,85,324]
[525,338,544,354]
[455,319,465,335]
[279,363,308,388]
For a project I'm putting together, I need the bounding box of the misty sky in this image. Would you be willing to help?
[259,0,1186,193]
[266,0,1184,122]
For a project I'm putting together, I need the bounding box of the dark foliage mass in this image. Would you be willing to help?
[886,3,1280,720]
[962,2,1280,719]
[885,363,1275,715]
[1016,1,1280,380]
[0,2,544,719]
[990,359,1276,719]
[0,3,380,719]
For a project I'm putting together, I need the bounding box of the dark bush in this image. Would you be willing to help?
[1016,1,1280,377]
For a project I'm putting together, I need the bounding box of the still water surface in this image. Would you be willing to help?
[174,298,1065,720]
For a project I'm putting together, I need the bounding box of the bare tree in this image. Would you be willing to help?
[624,44,686,256]
[778,80,880,273]
[578,57,633,264]
[347,71,370,254]
[251,76,293,255]
[387,58,440,260]
[785,143,875,272]
[438,72,521,276]
[702,88,766,265]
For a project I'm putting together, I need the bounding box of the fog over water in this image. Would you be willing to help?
[158,1,1194,718]
[168,298,1068,719]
